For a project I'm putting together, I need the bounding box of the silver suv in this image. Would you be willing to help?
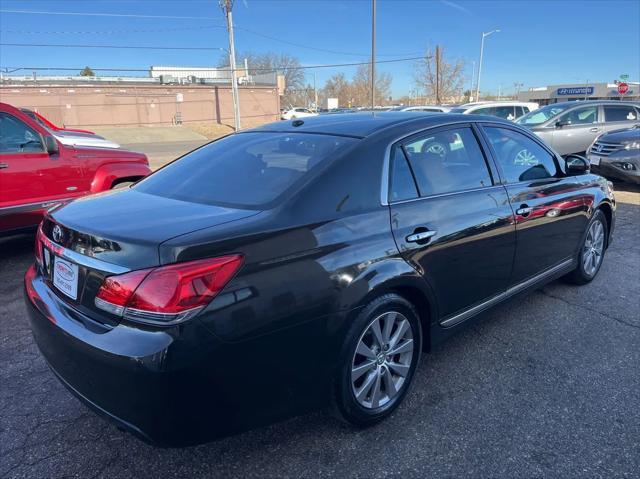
[516,101,640,155]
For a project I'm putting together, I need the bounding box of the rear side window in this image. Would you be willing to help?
[135,132,357,208]
[484,127,557,183]
[401,127,492,196]
[0,112,44,153]
[604,105,638,122]
[389,147,418,202]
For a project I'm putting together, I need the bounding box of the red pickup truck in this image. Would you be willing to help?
[0,102,151,236]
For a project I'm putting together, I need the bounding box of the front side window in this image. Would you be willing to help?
[484,127,557,183]
[558,105,598,125]
[604,105,638,122]
[516,104,571,126]
[401,127,492,196]
[0,113,44,153]
[135,132,357,208]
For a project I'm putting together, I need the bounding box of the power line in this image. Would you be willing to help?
[0,26,225,35]
[2,56,425,74]
[233,25,422,57]
[0,9,219,20]
[0,9,422,58]
[0,43,225,51]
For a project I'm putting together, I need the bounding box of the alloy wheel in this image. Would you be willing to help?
[351,311,414,409]
[583,219,605,277]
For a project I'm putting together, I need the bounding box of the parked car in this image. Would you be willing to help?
[587,125,640,184]
[281,107,318,120]
[389,105,452,113]
[516,100,640,155]
[25,112,615,446]
[449,101,539,121]
[0,102,151,236]
[20,108,95,135]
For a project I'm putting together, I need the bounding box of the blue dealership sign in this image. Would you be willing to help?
[557,86,594,96]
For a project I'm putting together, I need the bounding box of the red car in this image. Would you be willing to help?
[0,102,151,236]
[20,108,96,135]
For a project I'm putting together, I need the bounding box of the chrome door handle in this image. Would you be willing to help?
[0,163,8,169]
[406,230,437,243]
[516,206,533,216]
[589,127,600,132]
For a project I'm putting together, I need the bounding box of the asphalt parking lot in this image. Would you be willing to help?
[1,184,638,479]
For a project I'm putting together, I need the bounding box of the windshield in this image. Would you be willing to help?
[449,108,467,113]
[135,132,358,209]
[516,104,571,125]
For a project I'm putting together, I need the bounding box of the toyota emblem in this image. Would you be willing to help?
[52,225,64,243]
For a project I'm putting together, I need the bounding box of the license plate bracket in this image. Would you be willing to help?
[53,256,79,300]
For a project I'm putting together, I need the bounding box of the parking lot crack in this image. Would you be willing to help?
[539,288,640,331]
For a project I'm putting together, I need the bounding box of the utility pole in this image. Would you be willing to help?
[435,45,441,104]
[371,0,376,109]
[220,0,241,131]
[470,60,476,101]
[313,71,318,110]
[475,29,500,102]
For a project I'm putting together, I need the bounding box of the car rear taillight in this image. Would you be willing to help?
[34,229,44,267]
[95,255,244,325]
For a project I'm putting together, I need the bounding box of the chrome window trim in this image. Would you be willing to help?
[380,119,500,206]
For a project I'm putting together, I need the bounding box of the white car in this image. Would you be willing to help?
[449,101,539,121]
[390,105,452,113]
[281,108,318,120]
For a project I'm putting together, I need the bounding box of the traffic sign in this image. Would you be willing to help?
[618,82,629,95]
[620,74,629,80]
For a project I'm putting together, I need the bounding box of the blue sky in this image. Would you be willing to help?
[1,0,639,97]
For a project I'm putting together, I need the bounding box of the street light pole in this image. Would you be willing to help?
[220,0,241,131]
[475,29,499,102]
[371,0,376,109]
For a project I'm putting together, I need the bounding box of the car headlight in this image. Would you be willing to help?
[623,141,640,150]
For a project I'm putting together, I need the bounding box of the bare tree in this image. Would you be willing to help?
[321,73,352,107]
[413,46,465,104]
[351,61,392,107]
[221,52,306,106]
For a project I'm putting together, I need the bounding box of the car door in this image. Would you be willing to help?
[388,124,516,324]
[480,123,590,285]
[552,104,602,155]
[602,104,639,133]
[0,112,70,229]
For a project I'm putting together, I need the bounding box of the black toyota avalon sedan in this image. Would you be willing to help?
[25,112,616,446]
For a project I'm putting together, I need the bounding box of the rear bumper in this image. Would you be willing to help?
[24,265,237,446]
[24,264,331,446]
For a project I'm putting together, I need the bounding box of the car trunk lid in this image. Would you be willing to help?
[38,188,258,325]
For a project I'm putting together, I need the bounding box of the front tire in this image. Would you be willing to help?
[332,294,422,427]
[566,209,607,284]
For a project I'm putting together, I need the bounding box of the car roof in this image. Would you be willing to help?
[248,111,512,138]
[544,100,640,108]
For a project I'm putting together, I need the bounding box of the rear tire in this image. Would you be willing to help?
[565,209,607,284]
[332,294,422,427]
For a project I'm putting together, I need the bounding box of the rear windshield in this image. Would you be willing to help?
[135,132,358,208]
[449,108,467,113]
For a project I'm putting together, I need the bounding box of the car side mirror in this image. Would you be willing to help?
[555,120,570,128]
[565,154,590,175]
[45,136,59,155]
